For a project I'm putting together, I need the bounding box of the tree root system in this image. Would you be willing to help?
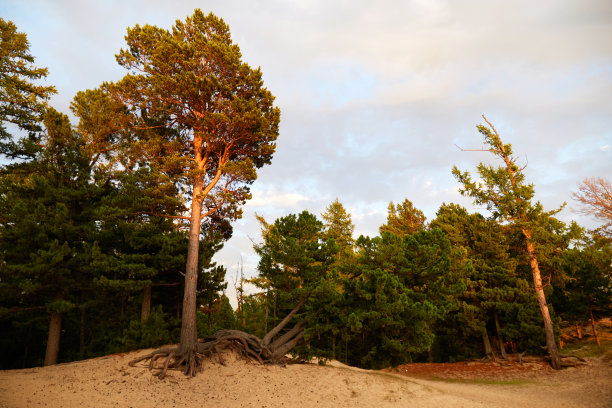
[129,297,309,379]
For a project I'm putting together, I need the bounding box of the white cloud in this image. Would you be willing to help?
[247,190,311,209]
[2,0,610,288]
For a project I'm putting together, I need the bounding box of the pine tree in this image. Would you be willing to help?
[379,199,426,238]
[114,10,280,377]
[321,198,355,250]
[0,109,104,366]
[0,18,56,159]
[452,116,563,369]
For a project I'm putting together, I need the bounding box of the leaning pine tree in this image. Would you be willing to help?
[452,116,563,369]
[109,10,281,377]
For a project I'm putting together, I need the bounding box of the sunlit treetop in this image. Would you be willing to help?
[0,18,56,159]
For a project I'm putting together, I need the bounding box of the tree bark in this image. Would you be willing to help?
[482,116,562,369]
[178,131,207,353]
[270,330,305,361]
[262,294,309,346]
[80,307,86,359]
[590,309,600,346]
[141,285,152,321]
[269,320,306,351]
[44,311,62,366]
[482,328,493,359]
[494,309,507,359]
[524,233,561,369]
[575,323,582,340]
[179,185,204,352]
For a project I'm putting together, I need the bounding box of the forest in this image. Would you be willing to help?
[1,10,610,374]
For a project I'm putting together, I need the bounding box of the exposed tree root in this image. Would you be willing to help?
[558,354,588,367]
[129,295,310,379]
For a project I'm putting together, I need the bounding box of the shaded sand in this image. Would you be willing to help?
[0,350,611,408]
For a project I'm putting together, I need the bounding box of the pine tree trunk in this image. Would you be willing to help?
[575,323,582,340]
[79,307,86,359]
[590,309,600,346]
[482,328,493,359]
[44,311,62,366]
[524,234,561,369]
[494,309,507,359]
[141,285,152,321]
[264,294,269,334]
[22,325,32,368]
[483,117,562,369]
[179,190,204,352]
[332,336,336,360]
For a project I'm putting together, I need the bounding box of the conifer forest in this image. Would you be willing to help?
[1,10,610,376]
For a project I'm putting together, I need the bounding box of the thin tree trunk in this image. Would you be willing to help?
[332,336,336,360]
[590,309,600,346]
[80,307,86,359]
[264,292,269,334]
[141,285,152,321]
[44,311,62,366]
[271,330,305,360]
[269,320,306,351]
[262,294,309,346]
[494,309,507,359]
[524,233,561,369]
[345,337,349,363]
[273,291,277,320]
[482,328,493,359]
[482,116,562,369]
[22,325,32,368]
[575,323,582,340]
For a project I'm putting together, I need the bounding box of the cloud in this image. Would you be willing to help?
[247,189,311,210]
[2,0,610,287]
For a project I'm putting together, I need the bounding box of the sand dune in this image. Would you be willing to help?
[0,349,610,408]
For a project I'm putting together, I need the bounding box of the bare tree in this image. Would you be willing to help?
[573,177,612,236]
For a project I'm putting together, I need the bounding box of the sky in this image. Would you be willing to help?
[2,0,611,298]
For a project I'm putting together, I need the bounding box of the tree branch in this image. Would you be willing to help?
[262,293,310,347]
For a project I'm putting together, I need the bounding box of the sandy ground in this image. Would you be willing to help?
[0,349,611,408]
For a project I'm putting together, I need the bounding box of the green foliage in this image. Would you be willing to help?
[118,306,179,351]
[0,18,56,159]
[342,229,453,367]
[253,209,454,368]
[0,13,250,368]
[452,119,567,368]
[321,198,355,250]
[552,233,612,323]
[197,295,236,337]
[255,211,336,299]
[110,9,280,221]
[379,199,427,237]
[430,203,552,359]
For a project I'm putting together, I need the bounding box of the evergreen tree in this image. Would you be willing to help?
[339,231,446,368]
[0,109,105,366]
[253,211,338,358]
[0,18,56,159]
[430,203,545,360]
[452,116,564,368]
[109,10,280,377]
[379,199,426,238]
[321,198,355,250]
[553,233,612,333]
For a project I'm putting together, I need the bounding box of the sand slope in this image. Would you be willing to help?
[0,350,610,408]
